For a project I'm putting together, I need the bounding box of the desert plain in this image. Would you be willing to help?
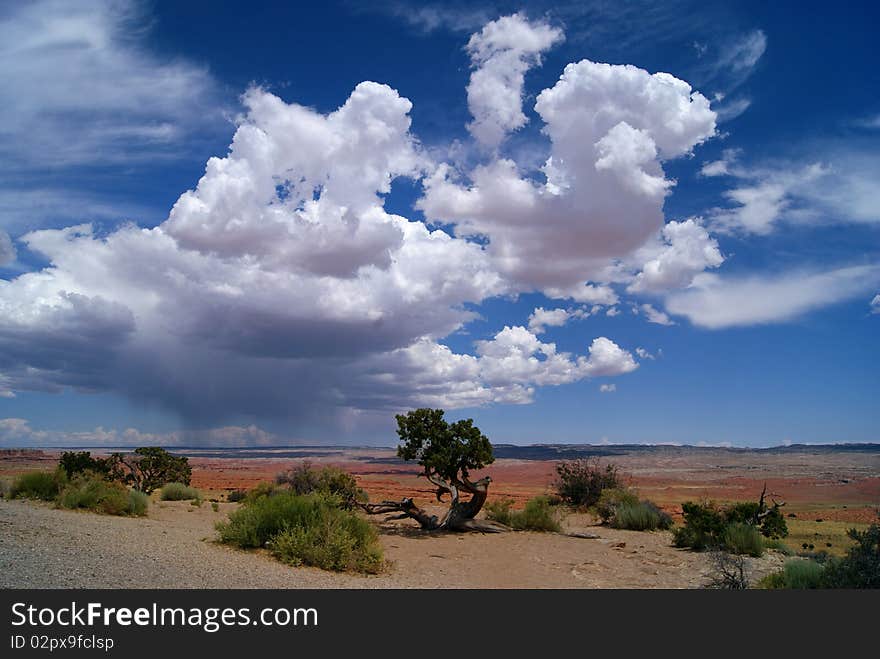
[1,444,878,589]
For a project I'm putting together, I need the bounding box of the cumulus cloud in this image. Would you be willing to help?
[528,307,577,333]
[465,13,564,148]
[421,58,716,296]
[598,383,616,393]
[628,219,723,293]
[666,265,880,329]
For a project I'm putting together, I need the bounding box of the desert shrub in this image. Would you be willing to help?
[244,481,283,502]
[724,522,764,557]
[484,498,514,526]
[674,501,728,550]
[821,522,880,588]
[596,488,640,523]
[485,496,561,532]
[211,502,220,512]
[216,491,383,573]
[275,463,366,509]
[58,474,146,516]
[8,469,65,501]
[759,559,826,589]
[611,500,674,532]
[704,550,750,589]
[270,505,383,573]
[553,458,624,508]
[227,489,247,502]
[160,482,202,501]
[127,489,150,516]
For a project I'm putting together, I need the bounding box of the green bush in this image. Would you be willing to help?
[59,451,115,479]
[553,458,624,508]
[821,522,880,588]
[596,488,640,523]
[216,490,383,573]
[8,469,65,501]
[275,463,367,509]
[270,507,383,573]
[763,538,794,555]
[58,474,147,516]
[485,496,561,532]
[227,489,248,502]
[673,501,728,550]
[160,482,202,501]
[759,559,826,589]
[611,501,674,532]
[724,522,764,557]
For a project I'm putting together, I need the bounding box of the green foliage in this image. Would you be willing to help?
[216,490,383,573]
[611,500,674,532]
[674,493,788,552]
[227,489,247,502]
[674,502,728,550]
[111,447,192,495]
[821,522,880,588]
[270,505,383,573]
[723,522,764,557]
[485,496,561,532]
[395,408,493,483]
[211,502,220,512]
[59,451,115,479]
[596,488,640,523]
[553,458,624,508]
[275,463,367,509]
[160,482,202,501]
[58,473,147,516]
[8,469,65,501]
[759,559,826,589]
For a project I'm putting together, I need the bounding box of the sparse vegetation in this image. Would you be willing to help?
[553,458,624,508]
[58,473,148,516]
[821,522,880,588]
[275,463,366,509]
[704,550,750,589]
[611,500,674,532]
[759,559,826,589]
[674,488,788,553]
[485,496,561,532]
[227,489,247,502]
[216,490,383,573]
[596,488,639,523]
[8,469,66,501]
[160,482,202,502]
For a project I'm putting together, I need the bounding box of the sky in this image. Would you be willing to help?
[0,0,878,448]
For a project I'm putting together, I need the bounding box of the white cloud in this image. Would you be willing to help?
[639,303,675,326]
[870,294,880,314]
[628,219,723,293]
[665,265,880,329]
[599,383,616,393]
[527,306,587,334]
[635,347,655,360]
[421,56,716,296]
[700,148,741,177]
[0,0,222,169]
[0,230,15,266]
[708,152,880,235]
[465,13,563,149]
[0,418,283,448]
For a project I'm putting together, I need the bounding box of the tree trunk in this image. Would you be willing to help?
[358,474,508,533]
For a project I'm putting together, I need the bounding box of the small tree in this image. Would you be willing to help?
[553,458,624,508]
[108,447,191,494]
[359,408,505,532]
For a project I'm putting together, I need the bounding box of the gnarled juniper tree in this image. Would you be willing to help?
[359,408,506,532]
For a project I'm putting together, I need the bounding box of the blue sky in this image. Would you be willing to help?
[0,0,877,447]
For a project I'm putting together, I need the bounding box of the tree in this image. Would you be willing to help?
[108,447,192,494]
[359,409,506,532]
[59,451,114,478]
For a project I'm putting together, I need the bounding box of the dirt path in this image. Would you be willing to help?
[0,499,785,588]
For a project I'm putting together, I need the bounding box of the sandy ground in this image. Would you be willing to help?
[0,498,786,589]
